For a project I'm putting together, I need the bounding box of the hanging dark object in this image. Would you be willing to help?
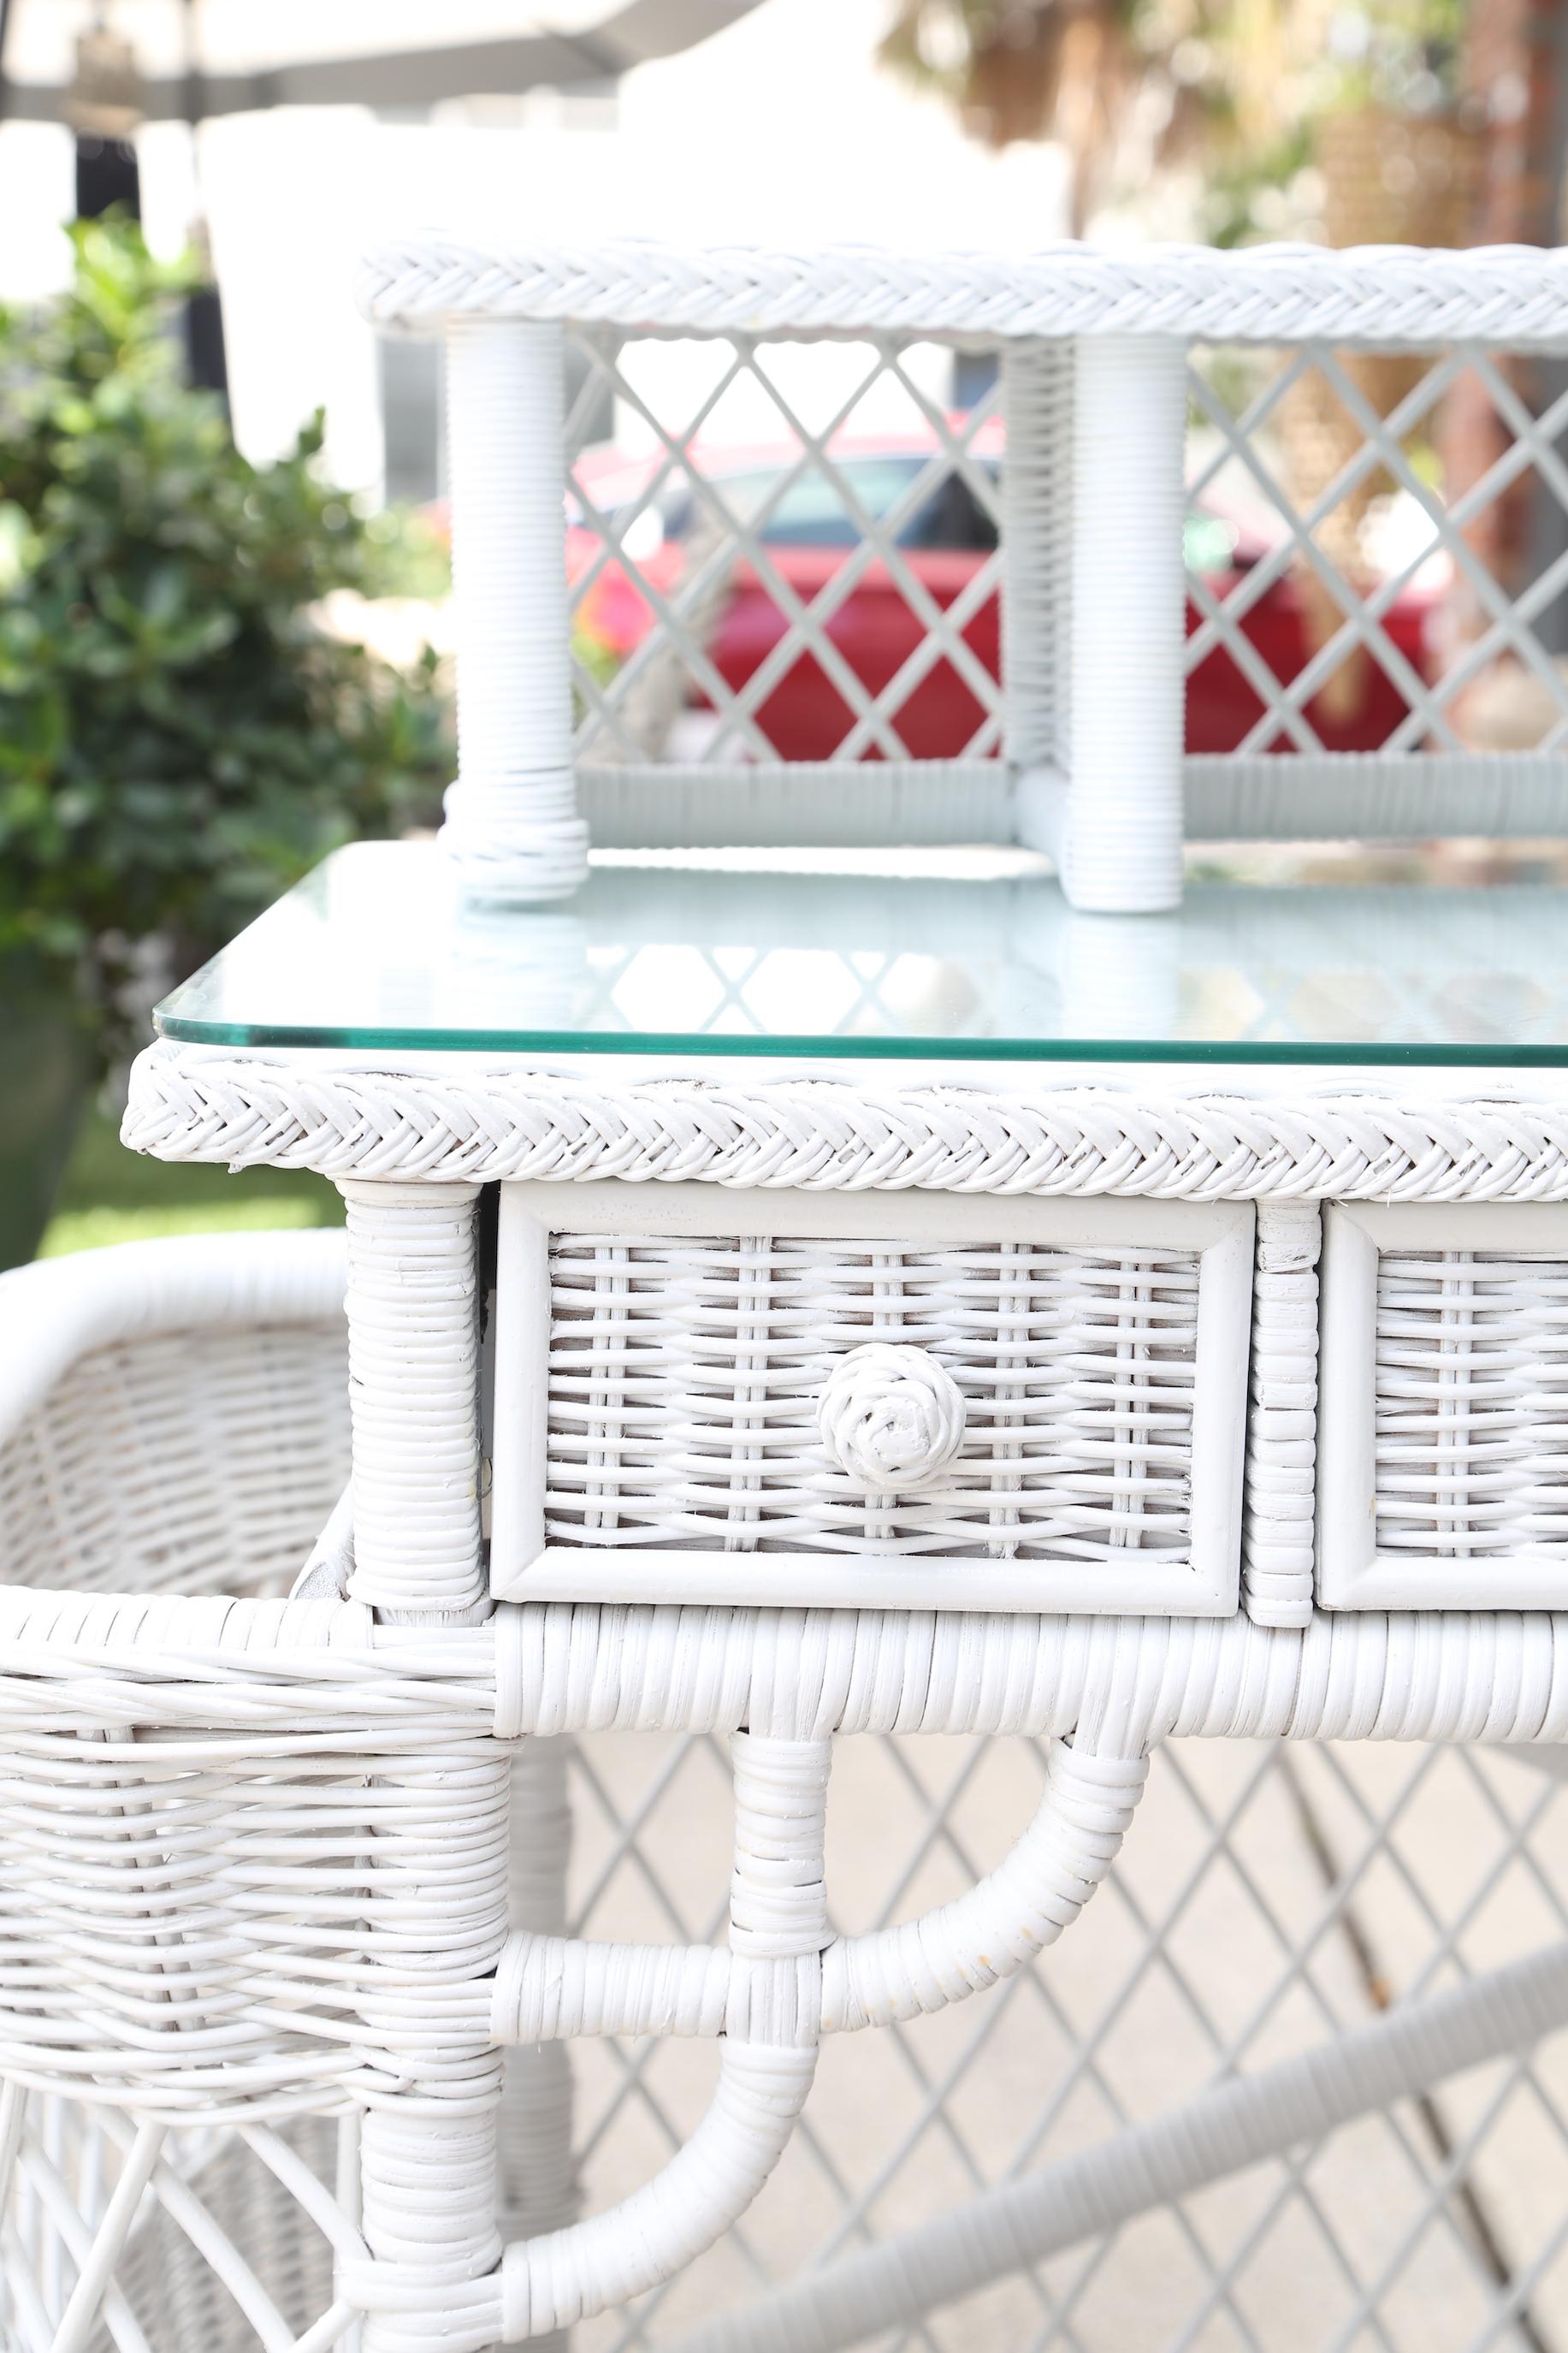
[176,3,228,403]
[4,0,763,122]
[181,280,227,395]
[73,131,139,216]
[65,26,145,216]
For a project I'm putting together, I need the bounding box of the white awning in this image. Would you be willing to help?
[1,0,763,122]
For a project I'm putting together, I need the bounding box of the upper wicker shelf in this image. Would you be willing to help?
[354,231,1568,922]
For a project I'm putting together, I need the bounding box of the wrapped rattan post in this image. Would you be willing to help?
[353,1761,510,2353]
[1242,1204,1321,1628]
[339,1181,485,1618]
[494,1733,830,2340]
[1060,335,1188,913]
[441,319,589,904]
[1003,341,1073,854]
[337,1182,507,2353]
[501,1735,578,2353]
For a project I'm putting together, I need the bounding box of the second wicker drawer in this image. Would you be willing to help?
[488,1182,1254,1613]
[1318,1201,1568,1609]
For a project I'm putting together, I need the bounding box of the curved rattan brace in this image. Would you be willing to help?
[488,1740,1145,2046]
[341,1731,831,2345]
[469,1735,1144,2339]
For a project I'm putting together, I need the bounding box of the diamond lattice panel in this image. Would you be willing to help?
[1186,343,1568,761]
[565,329,1004,768]
[565,1734,1568,2353]
[564,327,1568,784]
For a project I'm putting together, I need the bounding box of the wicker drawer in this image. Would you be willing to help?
[1318,1203,1568,1609]
[489,1182,1253,1612]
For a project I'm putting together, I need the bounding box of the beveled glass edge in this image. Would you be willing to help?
[150,1011,1568,1069]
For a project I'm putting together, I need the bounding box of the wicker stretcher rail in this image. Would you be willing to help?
[6,1587,1568,1751]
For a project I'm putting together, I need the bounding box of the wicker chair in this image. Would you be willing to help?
[0,1237,341,2350]
[0,1232,350,1603]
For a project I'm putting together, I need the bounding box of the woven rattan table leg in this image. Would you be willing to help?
[502,1734,579,2353]
[337,1180,509,2351]
[338,1181,486,1620]
[1003,338,1073,853]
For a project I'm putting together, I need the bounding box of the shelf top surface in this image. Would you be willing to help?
[154,840,1568,1069]
[355,234,1568,348]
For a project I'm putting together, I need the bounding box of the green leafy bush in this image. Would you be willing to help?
[0,219,452,1051]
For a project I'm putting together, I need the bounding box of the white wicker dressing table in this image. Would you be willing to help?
[106,847,1568,2351]
[12,235,1568,2353]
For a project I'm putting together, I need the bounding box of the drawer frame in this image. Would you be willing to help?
[489,1181,1254,1613]
[1318,1200,1568,1609]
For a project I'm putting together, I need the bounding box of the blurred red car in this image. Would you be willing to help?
[568,421,1436,760]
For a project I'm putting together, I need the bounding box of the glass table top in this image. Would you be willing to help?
[155,839,1568,1067]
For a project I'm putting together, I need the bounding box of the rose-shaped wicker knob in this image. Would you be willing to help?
[817,1342,967,1495]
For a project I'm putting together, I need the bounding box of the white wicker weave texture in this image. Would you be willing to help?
[493,1184,1251,1615]
[543,1233,1198,1559]
[0,1238,366,2353]
[0,1317,344,1597]
[0,1230,350,1598]
[9,1225,1568,2353]
[356,237,1568,344]
[1375,1250,1568,1560]
[121,1045,1568,1202]
[1318,1201,1568,1610]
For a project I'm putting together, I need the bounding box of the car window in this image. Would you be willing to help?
[570,466,696,554]
[701,459,927,548]
[580,459,1247,576]
[902,471,1000,554]
[588,464,922,550]
[1184,513,1243,576]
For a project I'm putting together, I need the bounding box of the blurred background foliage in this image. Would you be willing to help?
[40,1109,340,1257]
[0,218,451,1263]
[0,218,451,1057]
[881,0,1477,242]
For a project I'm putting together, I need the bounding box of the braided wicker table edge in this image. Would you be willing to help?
[353,234,1568,347]
[123,1039,1568,1202]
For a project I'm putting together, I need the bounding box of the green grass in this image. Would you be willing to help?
[40,1110,343,1256]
